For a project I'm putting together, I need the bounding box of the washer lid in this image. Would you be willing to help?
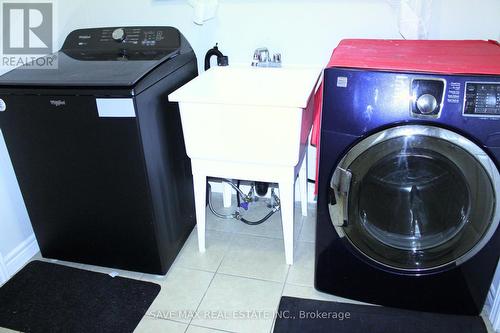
[0,27,185,88]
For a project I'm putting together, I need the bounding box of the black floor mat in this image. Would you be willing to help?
[273,296,487,333]
[0,260,161,333]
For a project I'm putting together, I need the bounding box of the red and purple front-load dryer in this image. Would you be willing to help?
[314,39,500,315]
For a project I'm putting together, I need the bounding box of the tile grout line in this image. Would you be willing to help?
[182,219,288,332]
[185,249,226,329]
[174,228,237,274]
[188,227,285,332]
[215,271,286,285]
[207,204,307,239]
[188,323,238,333]
[295,214,306,244]
[296,240,315,244]
[173,265,219,275]
[270,265,292,333]
[205,215,308,285]
[284,281,315,288]
[219,232,296,242]
[185,235,283,333]
[281,267,291,295]
[184,200,229,333]
[170,204,311,332]
[208,225,287,242]
[219,232,236,273]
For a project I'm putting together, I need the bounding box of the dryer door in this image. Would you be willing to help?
[329,125,500,272]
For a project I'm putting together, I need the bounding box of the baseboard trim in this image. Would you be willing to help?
[4,234,39,277]
[0,253,8,285]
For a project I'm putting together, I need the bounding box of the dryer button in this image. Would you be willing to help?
[416,94,438,115]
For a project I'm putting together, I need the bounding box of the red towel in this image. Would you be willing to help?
[312,39,500,195]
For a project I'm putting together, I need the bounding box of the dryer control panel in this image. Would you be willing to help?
[411,79,445,117]
[463,82,500,116]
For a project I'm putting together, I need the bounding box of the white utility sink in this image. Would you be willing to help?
[169,65,321,265]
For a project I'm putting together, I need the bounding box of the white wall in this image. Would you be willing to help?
[49,0,500,68]
[429,0,500,40]
[0,132,32,256]
[0,130,38,284]
[51,0,403,71]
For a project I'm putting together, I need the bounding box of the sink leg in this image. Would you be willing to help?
[299,152,308,217]
[223,182,233,208]
[193,173,207,252]
[279,180,295,265]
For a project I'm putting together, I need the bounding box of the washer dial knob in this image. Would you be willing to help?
[112,28,126,42]
[416,94,438,114]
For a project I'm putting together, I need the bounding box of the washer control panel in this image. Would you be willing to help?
[61,27,181,60]
[68,27,178,48]
[99,28,169,47]
[464,82,500,116]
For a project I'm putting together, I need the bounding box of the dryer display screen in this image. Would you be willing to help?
[464,83,500,116]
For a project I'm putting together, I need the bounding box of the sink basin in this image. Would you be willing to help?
[169,65,321,265]
[169,66,321,166]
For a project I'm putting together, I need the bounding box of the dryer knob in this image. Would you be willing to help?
[416,94,438,114]
[112,28,126,42]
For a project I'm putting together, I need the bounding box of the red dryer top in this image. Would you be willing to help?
[312,39,500,195]
[324,39,500,75]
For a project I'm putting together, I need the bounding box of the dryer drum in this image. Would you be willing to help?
[358,148,470,251]
[329,125,500,272]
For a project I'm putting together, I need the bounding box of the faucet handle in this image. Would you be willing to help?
[254,47,270,62]
[251,47,281,67]
[251,52,260,67]
[273,53,282,63]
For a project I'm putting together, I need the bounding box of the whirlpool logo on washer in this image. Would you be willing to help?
[50,100,66,107]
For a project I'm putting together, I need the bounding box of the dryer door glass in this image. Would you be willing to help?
[330,126,499,272]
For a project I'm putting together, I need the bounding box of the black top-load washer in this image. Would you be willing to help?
[0,27,198,275]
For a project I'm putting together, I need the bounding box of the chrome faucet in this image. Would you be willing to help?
[251,47,282,68]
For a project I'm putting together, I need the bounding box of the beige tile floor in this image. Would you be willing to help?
[0,195,496,333]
